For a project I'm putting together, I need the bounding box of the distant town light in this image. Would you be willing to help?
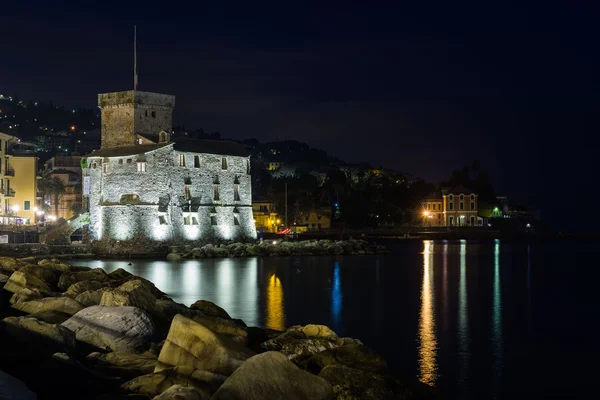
[70,125,76,130]
[423,211,429,216]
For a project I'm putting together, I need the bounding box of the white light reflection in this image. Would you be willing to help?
[331,262,342,332]
[458,239,470,390]
[418,240,438,385]
[492,239,503,386]
[151,261,169,293]
[215,259,235,315]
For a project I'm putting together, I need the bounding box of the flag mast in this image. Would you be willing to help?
[134,25,138,90]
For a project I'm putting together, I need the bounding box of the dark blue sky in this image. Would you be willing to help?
[1,2,598,230]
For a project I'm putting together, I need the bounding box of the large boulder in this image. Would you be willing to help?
[212,351,333,400]
[3,271,51,294]
[2,316,76,356]
[75,287,111,307]
[121,365,225,397]
[100,280,157,313]
[86,351,157,378]
[0,272,8,289]
[57,268,108,291]
[302,324,338,339]
[261,327,339,363]
[301,344,388,375]
[190,300,231,319]
[37,258,71,272]
[9,288,43,305]
[12,297,85,316]
[19,265,59,287]
[108,267,134,281]
[156,315,254,375]
[0,257,21,274]
[318,364,410,400]
[189,315,247,345]
[0,370,36,400]
[64,280,107,298]
[30,310,72,324]
[62,306,155,353]
[153,384,205,400]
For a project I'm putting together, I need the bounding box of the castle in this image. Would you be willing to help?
[83,90,257,242]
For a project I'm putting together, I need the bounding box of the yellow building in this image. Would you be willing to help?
[420,187,481,227]
[298,208,331,231]
[252,200,279,232]
[0,132,39,225]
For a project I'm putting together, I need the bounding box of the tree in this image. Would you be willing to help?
[37,171,66,218]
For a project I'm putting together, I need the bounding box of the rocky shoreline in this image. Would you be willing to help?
[0,256,435,400]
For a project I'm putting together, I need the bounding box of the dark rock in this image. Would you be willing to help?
[9,287,44,305]
[318,364,411,400]
[153,384,206,400]
[3,271,51,294]
[156,315,253,375]
[37,258,71,272]
[189,300,231,319]
[30,309,72,324]
[0,257,22,274]
[58,268,108,291]
[74,287,111,307]
[19,264,60,286]
[301,344,388,375]
[0,370,36,400]
[2,316,76,357]
[108,268,134,281]
[212,351,333,400]
[261,327,339,363]
[100,280,158,314]
[62,306,155,353]
[86,351,157,378]
[188,314,248,345]
[64,280,107,298]
[12,297,85,316]
[121,365,225,397]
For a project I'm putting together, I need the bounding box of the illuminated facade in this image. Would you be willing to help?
[44,156,83,220]
[421,187,481,227]
[84,90,256,242]
[0,132,39,225]
[252,200,279,233]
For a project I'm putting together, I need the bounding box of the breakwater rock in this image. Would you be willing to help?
[0,256,436,399]
[170,239,388,259]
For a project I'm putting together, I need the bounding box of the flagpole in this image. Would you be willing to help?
[134,25,138,90]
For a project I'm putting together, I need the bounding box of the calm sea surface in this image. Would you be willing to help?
[75,240,597,399]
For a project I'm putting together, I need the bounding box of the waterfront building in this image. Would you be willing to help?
[0,132,39,225]
[83,90,257,242]
[252,199,279,233]
[44,156,83,220]
[297,207,332,231]
[421,186,481,227]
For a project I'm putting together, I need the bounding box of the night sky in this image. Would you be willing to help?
[1,2,598,230]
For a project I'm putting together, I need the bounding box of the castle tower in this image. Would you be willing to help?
[98,90,175,148]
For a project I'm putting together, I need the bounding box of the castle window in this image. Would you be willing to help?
[192,217,198,225]
[159,215,168,225]
[137,138,143,145]
[246,160,251,174]
[137,162,146,172]
[234,184,240,201]
[91,163,97,169]
[184,216,191,225]
[211,215,217,225]
[184,184,191,200]
[213,184,220,201]
[194,156,200,168]
[234,215,240,225]
[221,157,227,170]
[178,154,185,167]
[118,159,123,165]
[127,159,132,164]
[103,163,109,173]
[145,110,148,117]
[151,111,156,118]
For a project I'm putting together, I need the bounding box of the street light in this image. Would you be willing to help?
[12,205,19,213]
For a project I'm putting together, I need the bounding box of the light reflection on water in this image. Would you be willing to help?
[73,240,545,398]
[418,240,438,385]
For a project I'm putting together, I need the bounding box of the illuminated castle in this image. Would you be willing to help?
[83,90,256,242]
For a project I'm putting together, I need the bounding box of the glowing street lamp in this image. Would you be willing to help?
[12,205,19,213]
[423,211,429,217]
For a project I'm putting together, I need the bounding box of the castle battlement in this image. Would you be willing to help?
[98,90,175,109]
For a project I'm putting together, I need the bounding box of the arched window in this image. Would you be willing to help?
[120,194,141,204]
